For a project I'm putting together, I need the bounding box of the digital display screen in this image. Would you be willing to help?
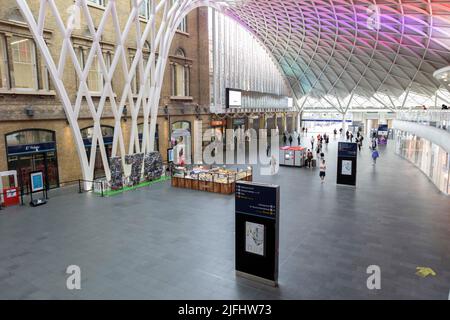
[228,90,242,107]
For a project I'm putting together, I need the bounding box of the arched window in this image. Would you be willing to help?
[171,48,190,97]
[137,123,159,152]
[81,125,114,179]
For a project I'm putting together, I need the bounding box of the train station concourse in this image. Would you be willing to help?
[0,0,450,305]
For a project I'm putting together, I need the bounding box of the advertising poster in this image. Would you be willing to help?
[30,171,44,192]
[341,160,352,176]
[245,222,265,256]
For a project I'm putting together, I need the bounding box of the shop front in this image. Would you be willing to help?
[396,131,450,195]
[232,118,246,131]
[211,120,227,137]
[5,129,60,191]
[249,116,261,134]
[81,126,114,180]
[211,119,227,148]
[171,121,192,165]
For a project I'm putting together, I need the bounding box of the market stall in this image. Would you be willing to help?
[172,165,253,195]
[279,146,306,167]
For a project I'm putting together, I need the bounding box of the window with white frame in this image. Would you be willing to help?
[77,47,103,93]
[103,51,111,90]
[178,16,188,33]
[138,0,151,19]
[10,36,38,90]
[171,48,190,97]
[40,52,50,91]
[129,42,150,96]
[130,54,138,94]
[0,35,8,89]
[169,0,187,33]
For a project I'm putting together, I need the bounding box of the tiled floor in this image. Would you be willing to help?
[0,137,449,300]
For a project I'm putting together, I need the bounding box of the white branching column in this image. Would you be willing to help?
[15,0,226,186]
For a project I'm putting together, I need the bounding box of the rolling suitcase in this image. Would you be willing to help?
[312,159,317,168]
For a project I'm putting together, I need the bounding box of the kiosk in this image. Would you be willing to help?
[337,142,358,187]
[0,171,19,208]
[235,181,280,286]
[279,146,306,167]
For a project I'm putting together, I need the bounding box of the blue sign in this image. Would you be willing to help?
[338,142,358,158]
[30,171,44,192]
[7,142,56,156]
[235,182,279,219]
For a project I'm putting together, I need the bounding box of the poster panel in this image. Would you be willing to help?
[30,171,44,192]
[342,160,352,176]
[245,222,265,256]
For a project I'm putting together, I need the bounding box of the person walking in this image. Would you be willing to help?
[371,137,377,150]
[372,148,380,165]
[283,133,287,146]
[319,160,327,183]
[346,130,350,141]
[356,137,362,151]
[311,136,315,149]
[289,134,293,146]
[349,132,354,143]
[316,143,321,158]
[306,149,313,168]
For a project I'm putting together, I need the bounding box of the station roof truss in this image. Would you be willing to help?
[222,0,450,112]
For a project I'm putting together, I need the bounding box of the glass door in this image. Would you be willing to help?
[8,154,33,193]
[44,151,60,189]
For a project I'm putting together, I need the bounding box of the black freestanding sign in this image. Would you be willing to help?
[235,181,280,286]
[337,142,358,186]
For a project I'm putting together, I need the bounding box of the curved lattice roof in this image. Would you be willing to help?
[222,0,450,111]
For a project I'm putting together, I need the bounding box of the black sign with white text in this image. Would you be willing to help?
[235,181,280,285]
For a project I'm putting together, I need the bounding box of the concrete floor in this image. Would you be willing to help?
[0,137,449,300]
